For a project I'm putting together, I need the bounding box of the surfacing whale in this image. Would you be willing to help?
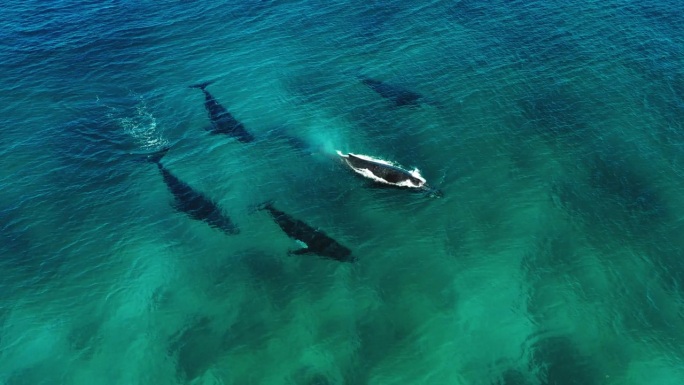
[147,148,239,234]
[257,202,354,263]
[337,151,443,197]
[189,81,255,143]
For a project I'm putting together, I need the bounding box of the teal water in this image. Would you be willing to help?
[1,0,684,384]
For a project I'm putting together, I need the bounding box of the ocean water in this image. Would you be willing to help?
[1,0,683,384]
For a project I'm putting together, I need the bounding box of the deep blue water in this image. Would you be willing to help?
[1,0,684,384]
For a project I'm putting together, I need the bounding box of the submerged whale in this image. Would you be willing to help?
[189,81,255,143]
[337,151,443,197]
[257,202,354,263]
[359,76,435,108]
[147,148,239,234]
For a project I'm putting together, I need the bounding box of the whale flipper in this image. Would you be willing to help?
[290,248,313,256]
[188,80,215,90]
[146,147,171,164]
[254,199,276,212]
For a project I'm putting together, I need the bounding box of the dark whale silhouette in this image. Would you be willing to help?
[359,76,436,108]
[337,151,443,197]
[257,202,354,262]
[189,81,255,142]
[147,148,239,234]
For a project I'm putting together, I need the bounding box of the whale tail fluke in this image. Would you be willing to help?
[341,65,367,81]
[189,80,215,90]
[146,146,170,164]
[250,199,276,214]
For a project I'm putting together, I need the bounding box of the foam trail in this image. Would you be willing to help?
[107,96,169,151]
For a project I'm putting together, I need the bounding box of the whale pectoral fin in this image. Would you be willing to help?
[189,80,215,90]
[289,248,313,256]
[249,199,276,214]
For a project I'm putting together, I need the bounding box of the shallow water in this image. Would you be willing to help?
[1,0,683,384]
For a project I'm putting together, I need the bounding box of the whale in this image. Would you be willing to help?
[189,81,255,142]
[257,202,354,263]
[147,147,239,234]
[337,151,443,197]
[359,76,439,108]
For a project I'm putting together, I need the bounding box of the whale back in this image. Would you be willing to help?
[342,153,425,188]
[157,166,239,235]
[260,203,353,262]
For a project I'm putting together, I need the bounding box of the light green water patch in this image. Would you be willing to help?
[3,0,684,383]
[180,264,367,384]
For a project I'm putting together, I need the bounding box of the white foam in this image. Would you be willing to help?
[107,96,169,151]
[354,167,395,185]
[409,168,427,184]
[347,152,396,167]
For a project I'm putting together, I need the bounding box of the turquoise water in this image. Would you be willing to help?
[1,0,683,384]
